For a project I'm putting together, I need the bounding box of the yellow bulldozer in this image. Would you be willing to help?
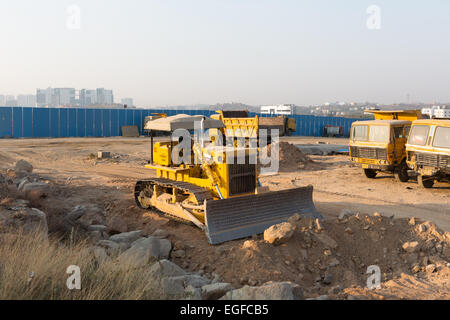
[135,114,319,244]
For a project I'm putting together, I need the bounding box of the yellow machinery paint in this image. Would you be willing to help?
[349,110,421,181]
[406,119,450,188]
[135,114,320,244]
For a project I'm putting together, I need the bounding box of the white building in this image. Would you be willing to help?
[80,89,97,106]
[422,106,450,119]
[17,94,36,107]
[5,95,17,106]
[260,105,294,115]
[434,108,450,119]
[0,95,5,106]
[36,88,53,106]
[96,88,114,105]
[121,98,134,107]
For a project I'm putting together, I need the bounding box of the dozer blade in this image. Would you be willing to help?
[205,185,321,245]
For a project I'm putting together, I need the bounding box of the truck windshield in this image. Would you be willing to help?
[409,125,429,146]
[351,125,368,141]
[368,126,390,142]
[433,126,450,149]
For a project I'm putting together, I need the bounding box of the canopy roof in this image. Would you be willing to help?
[144,114,225,132]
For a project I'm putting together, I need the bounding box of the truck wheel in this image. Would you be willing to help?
[395,163,409,183]
[364,169,377,179]
[417,174,434,188]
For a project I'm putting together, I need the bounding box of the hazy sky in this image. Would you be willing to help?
[1,0,450,106]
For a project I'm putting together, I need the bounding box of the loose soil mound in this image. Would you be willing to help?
[170,213,450,299]
[260,142,323,172]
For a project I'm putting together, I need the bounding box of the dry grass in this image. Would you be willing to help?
[0,230,155,300]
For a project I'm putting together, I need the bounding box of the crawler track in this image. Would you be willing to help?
[134,177,213,224]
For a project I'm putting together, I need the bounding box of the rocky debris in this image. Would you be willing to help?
[88,225,107,233]
[425,264,436,274]
[107,215,128,234]
[221,282,303,300]
[97,239,124,256]
[14,160,33,176]
[264,222,295,245]
[402,241,420,253]
[309,295,330,300]
[63,205,89,233]
[338,209,352,220]
[150,260,186,277]
[313,232,338,249]
[118,236,172,267]
[109,230,143,245]
[202,283,234,300]
[146,260,214,299]
[172,249,186,258]
[344,227,354,235]
[0,200,48,239]
[0,174,8,199]
[315,219,324,231]
[93,246,110,264]
[21,182,50,201]
[152,229,169,239]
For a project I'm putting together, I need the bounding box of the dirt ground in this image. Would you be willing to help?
[1,136,449,299]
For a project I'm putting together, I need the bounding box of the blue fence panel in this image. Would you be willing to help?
[118,110,127,135]
[1,107,359,138]
[33,108,49,137]
[111,109,119,136]
[0,107,12,138]
[102,109,111,137]
[59,109,68,137]
[50,108,59,138]
[94,109,103,137]
[85,109,94,137]
[22,108,33,138]
[12,107,22,138]
[76,109,86,137]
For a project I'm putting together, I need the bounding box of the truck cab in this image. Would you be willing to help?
[406,119,450,188]
[350,120,411,181]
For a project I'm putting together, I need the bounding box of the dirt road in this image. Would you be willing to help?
[1,136,448,231]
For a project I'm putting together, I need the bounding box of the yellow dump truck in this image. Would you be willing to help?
[349,110,422,181]
[210,110,296,146]
[406,119,450,188]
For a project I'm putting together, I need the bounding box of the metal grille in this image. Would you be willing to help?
[350,146,387,160]
[228,156,256,196]
[412,152,450,171]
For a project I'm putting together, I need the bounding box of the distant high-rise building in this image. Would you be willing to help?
[17,94,36,107]
[36,87,75,107]
[54,88,76,106]
[0,95,5,106]
[35,87,117,107]
[5,95,17,106]
[96,88,114,105]
[79,89,97,107]
[121,98,134,107]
